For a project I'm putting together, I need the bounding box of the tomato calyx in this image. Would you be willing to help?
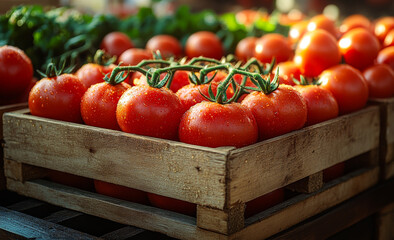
[37,61,75,78]
[92,49,116,66]
[293,75,321,86]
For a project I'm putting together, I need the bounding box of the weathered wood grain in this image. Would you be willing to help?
[231,167,380,240]
[3,110,230,209]
[4,160,46,182]
[6,178,227,240]
[227,106,380,205]
[286,171,323,193]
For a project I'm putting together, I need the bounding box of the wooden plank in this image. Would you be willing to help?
[43,209,84,223]
[386,143,394,164]
[197,203,245,235]
[100,226,146,240]
[4,160,47,182]
[0,206,98,240]
[3,110,230,209]
[228,106,380,204]
[286,171,323,193]
[6,199,45,212]
[6,178,228,240]
[386,98,394,145]
[270,177,394,240]
[385,161,394,180]
[231,167,380,240]
[377,203,394,240]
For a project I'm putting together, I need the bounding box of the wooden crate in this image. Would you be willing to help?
[0,103,28,190]
[369,98,394,180]
[3,106,381,240]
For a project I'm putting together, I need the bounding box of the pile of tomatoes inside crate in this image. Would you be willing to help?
[0,7,393,218]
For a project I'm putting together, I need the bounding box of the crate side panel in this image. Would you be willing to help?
[386,98,394,145]
[3,112,228,209]
[228,106,380,204]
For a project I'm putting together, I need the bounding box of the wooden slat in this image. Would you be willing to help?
[286,171,323,193]
[227,106,380,204]
[386,98,394,145]
[385,161,394,180]
[4,160,47,182]
[0,206,98,240]
[270,177,394,240]
[6,199,44,212]
[6,178,227,240]
[230,167,380,240]
[3,109,230,209]
[377,203,394,240]
[43,209,83,223]
[100,226,145,240]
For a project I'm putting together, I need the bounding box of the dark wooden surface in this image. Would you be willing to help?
[0,178,393,240]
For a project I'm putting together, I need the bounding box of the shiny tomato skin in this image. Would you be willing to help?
[274,61,302,86]
[235,36,258,62]
[384,29,394,48]
[244,188,285,218]
[29,74,86,123]
[363,64,394,98]
[288,21,308,46]
[339,14,372,35]
[146,35,182,59]
[179,102,258,148]
[81,82,131,130]
[241,85,307,140]
[0,45,33,98]
[147,193,196,217]
[94,180,149,204]
[294,29,341,77]
[339,28,381,70]
[294,85,339,126]
[75,63,115,89]
[118,48,153,66]
[134,70,190,93]
[307,14,339,38]
[377,46,394,69]
[319,65,369,115]
[254,33,292,64]
[47,170,94,191]
[185,31,223,60]
[374,16,394,43]
[100,32,134,58]
[116,85,184,140]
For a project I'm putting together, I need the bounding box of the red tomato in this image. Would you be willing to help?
[339,14,372,35]
[135,70,190,93]
[47,170,94,191]
[0,45,33,98]
[94,180,149,204]
[383,29,394,48]
[294,29,341,77]
[294,85,339,126]
[118,48,153,66]
[116,85,184,140]
[179,101,258,148]
[244,188,284,218]
[339,28,381,70]
[288,21,308,46]
[377,46,394,69]
[145,35,182,59]
[319,64,369,115]
[254,33,292,64]
[185,31,223,60]
[176,82,220,112]
[29,74,86,123]
[323,162,345,182]
[241,84,307,140]
[274,61,301,86]
[147,193,196,217]
[100,32,134,58]
[75,63,115,89]
[235,37,258,62]
[363,64,394,98]
[81,82,131,130]
[374,16,394,43]
[307,14,339,38]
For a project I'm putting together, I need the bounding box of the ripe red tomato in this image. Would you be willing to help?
[363,64,394,98]
[135,70,190,93]
[94,180,149,204]
[47,170,94,191]
[75,63,115,89]
[306,14,339,38]
[147,193,196,217]
[294,85,339,126]
[118,48,153,66]
[235,37,258,62]
[176,82,220,112]
[242,84,307,140]
[185,31,223,60]
[254,33,292,64]
[377,46,394,69]
[81,82,131,130]
[145,35,183,59]
[274,61,302,86]
[29,74,86,123]
[244,188,284,218]
[339,28,381,70]
[294,29,341,77]
[100,32,134,58]
[383,29,394,48]
[319,64,369,115]
[339,14,372,35]
[0,45,33,99]
[374,16,394,43]
[179,101,258,148]
[288,21,308,46]
[116,85,184,140]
